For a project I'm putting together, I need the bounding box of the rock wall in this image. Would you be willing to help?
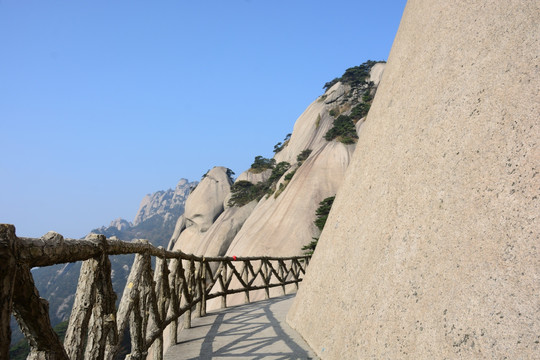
[169,167,233,253]
[287,1,540,359]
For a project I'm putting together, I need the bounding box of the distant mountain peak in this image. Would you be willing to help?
[133,178,194,226]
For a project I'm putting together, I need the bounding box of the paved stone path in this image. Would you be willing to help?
[164,294,318,359]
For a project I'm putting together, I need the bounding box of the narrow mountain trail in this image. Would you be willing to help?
[164,294,318,360]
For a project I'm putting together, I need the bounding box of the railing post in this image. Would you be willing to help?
[184,259,195,329]
[0,225,17,360]
[167,258,180,347]
[11,231,70,360]
[221,262,228,308]
[199,259,207,317]
[263,259,270,300]
[243,260,250,304]
[293,258,300,291]
[153,249,169,360]
[280,260,286,295]
[64,234,117,360]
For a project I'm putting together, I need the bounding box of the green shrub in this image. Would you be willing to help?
[272,133,292,154]
[284,169,296,181]
[297,149,312,163]
[226,168,235,182]
[322,60,384,93]
[362,90,373,103]
[350,102,371,121]
[324,115,358,144]
[313,196,335,231]
[267,162,291,187]
[302,196,335,256]
[230,161,291,206]
[228,180,267,207]
[250,156,275,173]
[322,78,339,92]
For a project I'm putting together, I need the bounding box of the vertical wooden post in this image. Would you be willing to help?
[263,259,270,300]
[221,262,227,309]
[83,238,118,360]
[199,259,207,317]
[153,250,168,360]
[292,259,299,291]
[280,261,286,295]
[243,260,250,304]
[184,259,195,329]
[105,243,145,360]
[0,225,17,360]
[167,258,179,347]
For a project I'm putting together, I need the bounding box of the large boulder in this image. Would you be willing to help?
[287,1,540,359]
[169,167,233,253]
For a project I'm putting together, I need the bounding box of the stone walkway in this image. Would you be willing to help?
[164,294,318,359]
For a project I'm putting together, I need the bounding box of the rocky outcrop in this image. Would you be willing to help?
[133,178,193,226]
[169,63,386,260]
[91,178,195,248]
[287,1,540,359]
[226,141,355,258]
[169,167,233,253]
[235,168,272,185]
[108,218,131,231]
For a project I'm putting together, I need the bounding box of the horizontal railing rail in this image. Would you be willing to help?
[0,224,310,360]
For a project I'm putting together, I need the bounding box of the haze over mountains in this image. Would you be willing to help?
[89,178,196,247]
[12,179,196,346]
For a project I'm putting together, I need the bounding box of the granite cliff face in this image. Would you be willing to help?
[287,1,540,359]
[168,167,234,254]
[133,178,193,226]
[168,61,385,265]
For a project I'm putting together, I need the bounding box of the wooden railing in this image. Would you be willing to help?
[0,224,310,360]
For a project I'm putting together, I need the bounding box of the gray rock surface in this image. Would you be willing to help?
[169,167,233,254]
[193,200,258,257]
[133,178,193,226]
[227,141,355,258]
[235,168,273,185]
[287,1,540,359]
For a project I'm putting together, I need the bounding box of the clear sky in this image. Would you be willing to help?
[0,0,407,239]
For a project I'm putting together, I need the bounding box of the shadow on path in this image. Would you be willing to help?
[165,294,317,360]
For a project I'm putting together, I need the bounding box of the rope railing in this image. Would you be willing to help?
[0,224,310,360]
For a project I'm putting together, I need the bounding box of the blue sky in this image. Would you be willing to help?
[0,0,407,238]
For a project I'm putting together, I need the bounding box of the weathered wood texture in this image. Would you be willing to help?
[0,225,18,360]
[0,224,310,360]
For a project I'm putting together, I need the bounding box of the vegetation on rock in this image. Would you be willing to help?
[323,60,383,92]
[229,161,292,206]
[297,149,312,166]
[302,196,335,256]
[322,60,383,144]
[274,168,297,198]
[273,133,292,154]
[267,161,291,185]
[324,115,358,144]
[329,108,340,118]
[228,180,267,207]
[349,102,371,121]
[249,156,275,173]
